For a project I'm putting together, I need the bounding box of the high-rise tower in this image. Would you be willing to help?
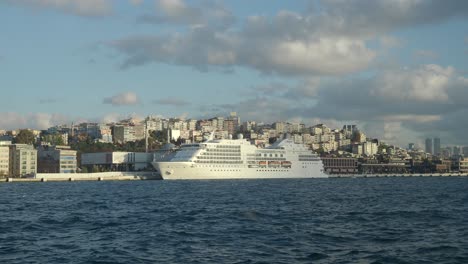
[433,137,441,156]
[425,138,433,154]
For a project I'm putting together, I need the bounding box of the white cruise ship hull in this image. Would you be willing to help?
[152,161,328,180]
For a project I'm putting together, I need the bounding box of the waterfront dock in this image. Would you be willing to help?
[330,173,468,178]
[3,172,468,182]
[1,171,162,183]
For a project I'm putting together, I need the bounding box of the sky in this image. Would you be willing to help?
[1,0,468,148]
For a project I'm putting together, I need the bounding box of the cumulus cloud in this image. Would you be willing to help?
[153,97,190,106]
[7,0,112,17]
[317,0,468,37]
[199,64,468,146]
[99,112,142,123]
[111,23,375,75]
[153,0,203,24]
[316,65,467,144]
[111,0,468,76]
[0,112,149,131]
[103,92,140,106]
[371,64,453,102]
[0,112,72,130]
[137,0,235,29]
[309,64,465,120]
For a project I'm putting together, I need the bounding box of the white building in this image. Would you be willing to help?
[81,152,153,171]
[274,122,287,134]
[363,142,379,156]
[169,129,181,141]
[186,119,197,131]
[0,142,10,177]
[113,124,145,143]
[197,120,215,132]
[9,144,37,177]
[291,123,304,133]
[302,134,314,144]
[352,142,378,156]
[293,134,303,144]
[241,121,256,132]
[338,139,352,150]
[146,117,164,132]
[96,124,113,143]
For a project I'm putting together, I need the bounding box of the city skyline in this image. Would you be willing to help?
[3,114,465,152]
[1,0,468,148]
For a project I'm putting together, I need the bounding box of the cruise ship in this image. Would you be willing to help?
[152,134,327,180]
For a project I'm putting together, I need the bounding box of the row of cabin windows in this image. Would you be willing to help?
[200,153,240,157]
[214,145,240,149]
[256,170,289,172]
[259,153,284,158]
[198,156,241,160]
[206,149,240,153]
[195,160,243,164]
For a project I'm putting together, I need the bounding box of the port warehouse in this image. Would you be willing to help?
[80,152,153,172]
[321,157,468,175]
[0,148,154,178]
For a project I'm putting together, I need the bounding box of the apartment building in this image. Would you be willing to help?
[0,142,10,177]
[9,144,37,177]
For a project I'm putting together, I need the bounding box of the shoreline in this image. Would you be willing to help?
[330,173,468,178]
[1,172,468,182]
[1,171,162,183]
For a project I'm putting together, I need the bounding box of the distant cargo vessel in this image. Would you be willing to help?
[152,134,327,180]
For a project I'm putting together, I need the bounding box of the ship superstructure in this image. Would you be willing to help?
[152,135,327,180]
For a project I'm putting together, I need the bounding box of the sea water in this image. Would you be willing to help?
[1,177,467,263]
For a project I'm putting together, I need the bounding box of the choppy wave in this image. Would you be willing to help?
[0,177,467,263]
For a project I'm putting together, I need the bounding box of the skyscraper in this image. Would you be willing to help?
[425,138,433,154]
[433,137,441,156]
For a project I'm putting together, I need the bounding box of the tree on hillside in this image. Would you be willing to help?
[378,144,389,154]
[71,141,115,153]
[14,129,36,145]
[42,133,65,146]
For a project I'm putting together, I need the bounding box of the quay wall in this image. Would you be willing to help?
[329,173,468,178]
[2,171,162,182]
[3,172,467,182]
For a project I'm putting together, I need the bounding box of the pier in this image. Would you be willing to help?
[1,171,162,183]
[329,173,468,178]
